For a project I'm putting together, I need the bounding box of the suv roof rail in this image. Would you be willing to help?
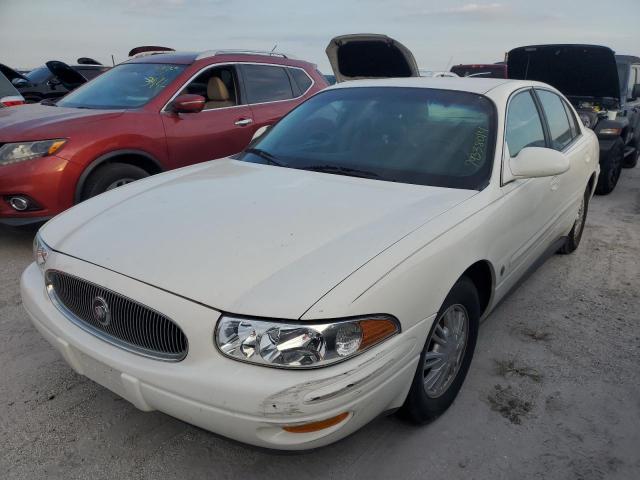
[195,49,296,60]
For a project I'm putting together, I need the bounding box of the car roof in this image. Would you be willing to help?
[616,55,640,65]
[327,77,544,95]
[124,50,313,67]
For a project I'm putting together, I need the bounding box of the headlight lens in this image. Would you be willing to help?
[215,315,399,368]
[0,139,67,166]
[33,233,51,272]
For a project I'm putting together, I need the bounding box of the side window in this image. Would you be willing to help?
[537,90,573,151]
[242,65,293,104]
[562,99,580,138]
[505,90,546,157]
[288,67,312,94]
[179,66,238,110]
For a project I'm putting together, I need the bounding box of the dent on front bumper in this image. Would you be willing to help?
[20,255,429,450]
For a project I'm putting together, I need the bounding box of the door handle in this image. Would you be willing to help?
[234,118,253,126]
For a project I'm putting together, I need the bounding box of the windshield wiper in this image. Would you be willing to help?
[245,148,285,167]
[298,164,381,180]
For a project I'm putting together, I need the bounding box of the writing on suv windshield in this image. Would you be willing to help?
[57,63,184,109]
[242,87,496,190]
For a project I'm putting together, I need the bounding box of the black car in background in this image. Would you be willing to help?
[0,60,109,103]
[508,44,640,194]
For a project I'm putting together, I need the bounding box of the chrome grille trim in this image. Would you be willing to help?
[45,270,188,362]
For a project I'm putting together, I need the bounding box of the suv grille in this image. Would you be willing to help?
[46,270,188,361]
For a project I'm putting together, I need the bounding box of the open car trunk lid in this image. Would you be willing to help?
[507,44,620,101]
[326,34,419,83]
[45,61,87,90]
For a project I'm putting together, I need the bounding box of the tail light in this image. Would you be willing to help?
[0,96,25,107]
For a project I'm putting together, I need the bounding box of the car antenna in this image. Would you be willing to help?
[270,44,278,53]
[445,55,453,70]
[111,54,115,66]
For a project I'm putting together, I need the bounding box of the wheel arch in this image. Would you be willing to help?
[459,260,495,318]
[75,150,163,203]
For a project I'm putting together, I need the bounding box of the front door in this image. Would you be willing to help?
[161,65,255,169]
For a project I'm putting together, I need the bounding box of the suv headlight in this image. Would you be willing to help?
[215,314,399,368]
[0,139,67,166]
[33,233,51,272]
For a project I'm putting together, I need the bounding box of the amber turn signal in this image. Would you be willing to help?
[359,318,398,350]
[282,412,349,433]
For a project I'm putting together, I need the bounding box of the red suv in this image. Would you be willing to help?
[0,50,327,226]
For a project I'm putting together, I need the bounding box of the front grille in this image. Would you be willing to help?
[46,270,188,361]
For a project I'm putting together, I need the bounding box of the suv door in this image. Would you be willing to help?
[238,63,310,133]
[161,64,255,169]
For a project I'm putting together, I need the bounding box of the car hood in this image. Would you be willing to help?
[0,103,123,141]
[507,44,620,100]
[326,34,419,83]
[42,159,476,319]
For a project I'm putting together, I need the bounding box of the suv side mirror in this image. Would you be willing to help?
[508,147,569,179]
[631,84,640,100]
[170,94,205,114]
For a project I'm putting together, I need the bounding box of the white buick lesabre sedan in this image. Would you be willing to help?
[22,76,599,450]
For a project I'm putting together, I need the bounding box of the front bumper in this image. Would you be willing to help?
[20,254,428,450]
[0,154,82,223]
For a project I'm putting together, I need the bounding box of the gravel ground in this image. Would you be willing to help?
[1,167,639,480]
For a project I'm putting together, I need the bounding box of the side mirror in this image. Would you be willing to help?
[170,94,205,114]
[507,147,569,179]
[631,84,640,100]
[251,125,270,142]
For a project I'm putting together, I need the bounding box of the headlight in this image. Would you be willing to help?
[33,233,51,272]
[215,314,399,368]
[0,139,67,166]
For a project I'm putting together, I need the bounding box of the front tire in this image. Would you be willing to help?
[81,163,149,200]
[595,138,624,195]
[401,277,480,423]
[558,186,589,254]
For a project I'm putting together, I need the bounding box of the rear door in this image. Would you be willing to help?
[161,63,255,168]
[534,88,591,230]
[238,63,312,133]
[326,34,419,83]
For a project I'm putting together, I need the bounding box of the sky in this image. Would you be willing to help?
[1,0,639,72]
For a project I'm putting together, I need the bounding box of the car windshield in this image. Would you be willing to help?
[241,87,496,190]
[616,62,629,97]
[26,66,52,84]
[57,63,184,109]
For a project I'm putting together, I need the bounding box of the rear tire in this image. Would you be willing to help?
[401,277,480,424]
[81,163,149,200]
[558,187,589,254]
[595,138,623,195]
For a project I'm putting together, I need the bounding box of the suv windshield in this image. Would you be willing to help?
[57,63,184,109]
[242,87,496,190]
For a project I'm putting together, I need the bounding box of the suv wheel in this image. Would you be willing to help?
[595,138,624,195]
[81,163,149,200]
[401,276,479,423]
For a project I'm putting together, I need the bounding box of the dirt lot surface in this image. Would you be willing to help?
[1,168,639,480]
